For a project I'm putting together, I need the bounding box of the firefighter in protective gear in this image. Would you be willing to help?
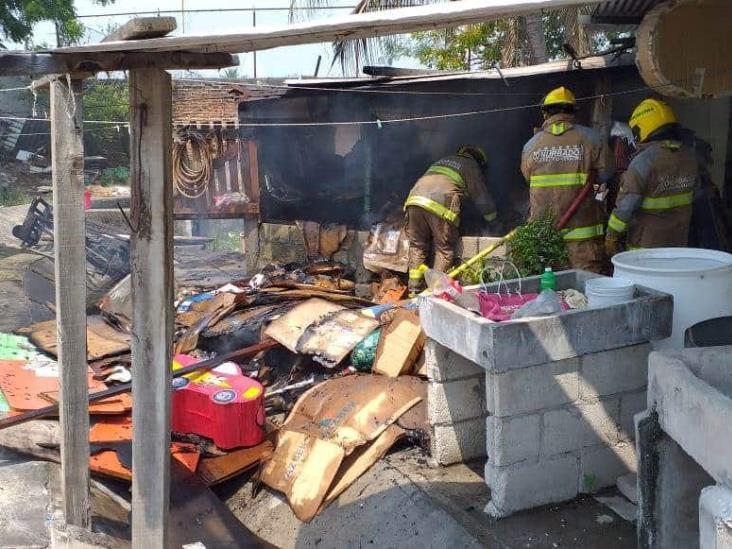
[404,146,497,291]
[521,86,613,273]
[606,98,700,254]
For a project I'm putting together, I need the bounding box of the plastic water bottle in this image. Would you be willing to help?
[422,266,463,303]
[420,266,479,311]
[539,267,557,291]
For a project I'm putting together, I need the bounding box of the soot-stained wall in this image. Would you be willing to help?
[239,64,645,234]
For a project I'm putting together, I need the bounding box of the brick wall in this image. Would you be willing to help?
[172,80,285,125]
[172,81,241,124]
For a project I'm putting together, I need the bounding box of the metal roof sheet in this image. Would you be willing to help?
[592,0,663,18]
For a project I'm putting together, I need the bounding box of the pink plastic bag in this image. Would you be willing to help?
[478,292,539,321]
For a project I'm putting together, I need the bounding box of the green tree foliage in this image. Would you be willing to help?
[292,1,613,73]
[403,10,598,71]
[83,79,129,160]
[0,0,114,46]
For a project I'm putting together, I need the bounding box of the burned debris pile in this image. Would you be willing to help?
[0,244,427,521]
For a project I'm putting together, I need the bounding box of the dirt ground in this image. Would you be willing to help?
[223,446,636,549]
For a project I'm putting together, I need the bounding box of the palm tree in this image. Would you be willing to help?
[290,0,591,75]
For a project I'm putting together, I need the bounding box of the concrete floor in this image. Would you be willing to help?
[221,446,636,549]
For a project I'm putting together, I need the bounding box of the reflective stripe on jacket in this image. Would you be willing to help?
[404,154,496,226]
[521,114,612,241]
[607,140,699,248]
[404,195,459,226]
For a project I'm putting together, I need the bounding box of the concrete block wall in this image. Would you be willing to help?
[425,340,488,465]
[484,343,650,517]
[425,339,651,517]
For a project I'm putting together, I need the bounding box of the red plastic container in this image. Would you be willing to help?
[83,189,91,210]
[171,354,265,449]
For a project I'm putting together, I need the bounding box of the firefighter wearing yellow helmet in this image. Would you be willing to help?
[606,98,700,255]
[404,145,497,291]
[521,86,613,273]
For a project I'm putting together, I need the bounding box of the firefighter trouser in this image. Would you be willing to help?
[405,206,459,291]
[566,237,606,274]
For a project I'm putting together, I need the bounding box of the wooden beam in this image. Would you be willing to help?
[102,16,177,42]
[1,51,238,77]
[53,0,606,55]
[50,75,90,529]
[129,67,174,548]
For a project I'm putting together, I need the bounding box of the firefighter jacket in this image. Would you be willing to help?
[607,140,699,248]
[404,155,496,227]
[521,114,613,242]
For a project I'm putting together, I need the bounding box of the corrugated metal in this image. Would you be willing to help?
[592,0,663,18]
[0,117,24,152]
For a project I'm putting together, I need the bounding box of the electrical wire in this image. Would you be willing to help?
[172,131,212,199]
[0,67,728,129]
[0,86,31,93]
[0,115,128,125]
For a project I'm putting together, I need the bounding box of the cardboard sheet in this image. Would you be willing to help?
[264,298,344,353]
[261,375,424,522]
[321,423,405,509]
[18,316,131,360]
[296,309,379,368]
[372,309,426,378]
[261,429,346,522]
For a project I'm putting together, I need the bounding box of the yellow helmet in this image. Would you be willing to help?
[629,98,677,143]
[542,86,576,107]
[457,145,488,167]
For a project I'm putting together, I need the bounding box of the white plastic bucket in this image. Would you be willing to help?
[585,277,635,308]
[612,248,732,350]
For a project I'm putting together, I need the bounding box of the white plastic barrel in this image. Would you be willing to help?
[585,277,635,308]
[612,248,732,349]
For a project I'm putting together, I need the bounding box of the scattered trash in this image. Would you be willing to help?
[171,354,266,450]
[351,329,381,372]
[261,374,424,522]
[559,288,588,310]
[296,308,379,368]
[512,289,566,319]
[197,440,274,486]
[2,250,432,526]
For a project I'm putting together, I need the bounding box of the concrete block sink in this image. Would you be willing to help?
[637,346,732,548]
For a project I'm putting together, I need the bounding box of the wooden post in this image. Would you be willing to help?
[129,68,174,547]
[50,75,90,529]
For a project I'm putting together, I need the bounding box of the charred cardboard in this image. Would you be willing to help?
[260,375,423,522]
[296,309,379,368]
[264,298,345,353]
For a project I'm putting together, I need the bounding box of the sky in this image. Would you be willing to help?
[28,0,420,79]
